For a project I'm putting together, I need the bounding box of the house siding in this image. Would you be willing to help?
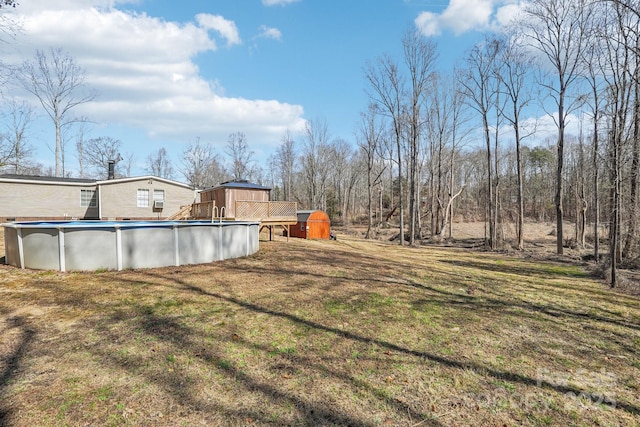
[98,177,195,220]
[0,175,194,222]
[0,181,99,221]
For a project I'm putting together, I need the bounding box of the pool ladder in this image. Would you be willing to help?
[212,206,226,223]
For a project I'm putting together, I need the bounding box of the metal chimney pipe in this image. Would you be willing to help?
[107,160,115,180]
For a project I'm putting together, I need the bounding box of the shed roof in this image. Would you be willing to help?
[296,210,329,222]
[207,180,271,191]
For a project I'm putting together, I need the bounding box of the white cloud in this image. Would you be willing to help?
[21,8,215,61]
[483,111,587,151]
[414,12,441,37]
[494,3,523,29]
[262,0,301,6]
[5,2,306,158]
[196,13,241,47]
[415,0,524,36]
[257,25,282,41]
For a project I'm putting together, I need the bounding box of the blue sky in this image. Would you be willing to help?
[1,0,531,178]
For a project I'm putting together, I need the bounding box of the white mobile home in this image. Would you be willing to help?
[0,174,196,222]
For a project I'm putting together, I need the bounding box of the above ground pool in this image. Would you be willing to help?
[2,220,260,271]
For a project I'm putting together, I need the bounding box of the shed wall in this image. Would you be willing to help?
[306,211,331,239]
[289,210,330,239]
[200,187,269,219]
[225,188,269,218]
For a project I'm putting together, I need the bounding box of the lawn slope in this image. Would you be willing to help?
[0,235,639,426]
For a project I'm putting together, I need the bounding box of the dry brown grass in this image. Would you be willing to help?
[0,226,639,426]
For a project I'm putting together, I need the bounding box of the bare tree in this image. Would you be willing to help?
[1,99,36,173]
[300,118,332,210]
[19,48,97,177]
[180,138,227,189]
[225,131,255,181]
[0,1,18,8]
[616,2,640,261]
[403,30,438,244]
[425,72,468,240]
[582,34,606,262]
[0,0,21,93]
[365,54,407,245]
[357,103,386,238]
[459,37,502,249]
[598,0,638,286]
[520,0,593,254]
[82,136,122,178]
[120,152,135,178]
[497,33,537,250]
[328,137,360,222]
[275,130,296,201]
[146,147,174,179]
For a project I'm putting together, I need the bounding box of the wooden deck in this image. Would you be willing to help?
[187,201,298,240]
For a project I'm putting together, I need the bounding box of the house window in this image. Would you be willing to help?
[80,189,97,207]
[137,189,150,207]
[153,189,165,203]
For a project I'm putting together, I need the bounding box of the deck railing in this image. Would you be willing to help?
[191,201,216,220]
[189,200,297,223]
[235,201,297,223]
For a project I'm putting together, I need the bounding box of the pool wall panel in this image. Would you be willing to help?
[22,228,60,270]
[4,227,19,267]
[178,224,221,265]
[64,228,118,271]
[121,227,175,270]
[2,220,260,271]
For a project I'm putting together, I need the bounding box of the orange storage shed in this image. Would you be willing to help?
[289,210,331,239]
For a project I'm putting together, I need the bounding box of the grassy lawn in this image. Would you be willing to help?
[0,233,639,426]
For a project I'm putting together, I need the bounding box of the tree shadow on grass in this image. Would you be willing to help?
[91,299,443,426]
[436,259,640,332]
[0,316,36,427]
[137,270,640,419]
[225,245,640,335]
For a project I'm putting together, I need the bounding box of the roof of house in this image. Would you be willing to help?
[0,174,96,185]
[96,175,194,189]
[0,174,194,189]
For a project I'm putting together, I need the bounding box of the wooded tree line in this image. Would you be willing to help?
[266,0,640,287]
[1,0,639,285]
[353,0,639,288]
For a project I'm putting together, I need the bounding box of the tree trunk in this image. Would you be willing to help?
[397,137,405,246]
[483,113,495,249]
[578,135,587,247]
[409,143,416,245]
[437,186,465,238]
[610,134,620,288]
[365,166,373,239]
[623,80,639,258]
[592,104,600,262]
[55,111,61,177]
[556,92,565,255]
[515,125,525,250]
[448,150,456,239]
